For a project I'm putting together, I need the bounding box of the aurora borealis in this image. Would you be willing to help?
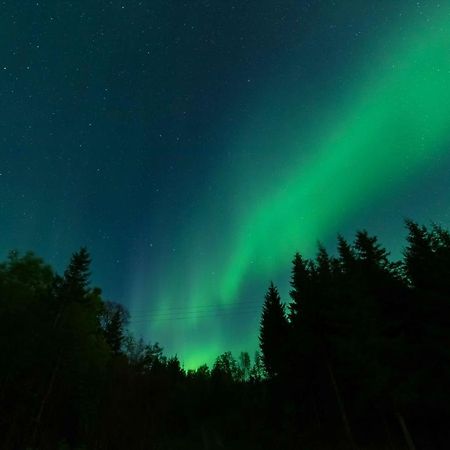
[1,2,450,368]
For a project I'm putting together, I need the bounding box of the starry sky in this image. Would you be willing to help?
[1,1,450,368]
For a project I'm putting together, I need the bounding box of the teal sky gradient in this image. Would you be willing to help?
[135,6,450,369]
[1,2,449,370]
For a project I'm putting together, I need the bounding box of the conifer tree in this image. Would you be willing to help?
[403,220,433,289]
[62,247,92,303]
[316,244,332,282]
[288,252,310,325]
[259,282,288,379]
[355,230,390,272]
[337,234,356,274]
[102,301,129,356]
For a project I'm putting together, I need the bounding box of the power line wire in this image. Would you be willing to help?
[128,299,264,315]
[129,307,262,324]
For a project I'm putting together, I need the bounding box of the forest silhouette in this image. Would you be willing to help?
[0,220,449,449]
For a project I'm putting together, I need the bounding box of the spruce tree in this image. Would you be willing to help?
[259,282,288,379]
[354,230,389,272]
[102,302,129,356]
[403,220,433,289]
[288,252,310,325]
[337,235,356,273]
[62,247,92,303]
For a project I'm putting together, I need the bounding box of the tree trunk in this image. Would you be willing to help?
[381,411,395,450]
[31,356,61,447]
[31,296,67,446]
[326,361,358,450]
[396,411,416,450]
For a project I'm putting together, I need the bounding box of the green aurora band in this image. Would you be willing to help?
[143,10,450,369]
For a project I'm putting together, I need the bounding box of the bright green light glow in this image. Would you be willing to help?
[147,12,450,369]
[219,18,450,305]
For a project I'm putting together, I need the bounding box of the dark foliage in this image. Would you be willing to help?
[259,282,289,379]
[0,220,449,449]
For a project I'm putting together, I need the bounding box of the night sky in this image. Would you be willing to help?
[1,1,450,368]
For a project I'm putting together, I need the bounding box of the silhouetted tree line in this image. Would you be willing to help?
[0,220,449,449]
[260,221,450,450]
